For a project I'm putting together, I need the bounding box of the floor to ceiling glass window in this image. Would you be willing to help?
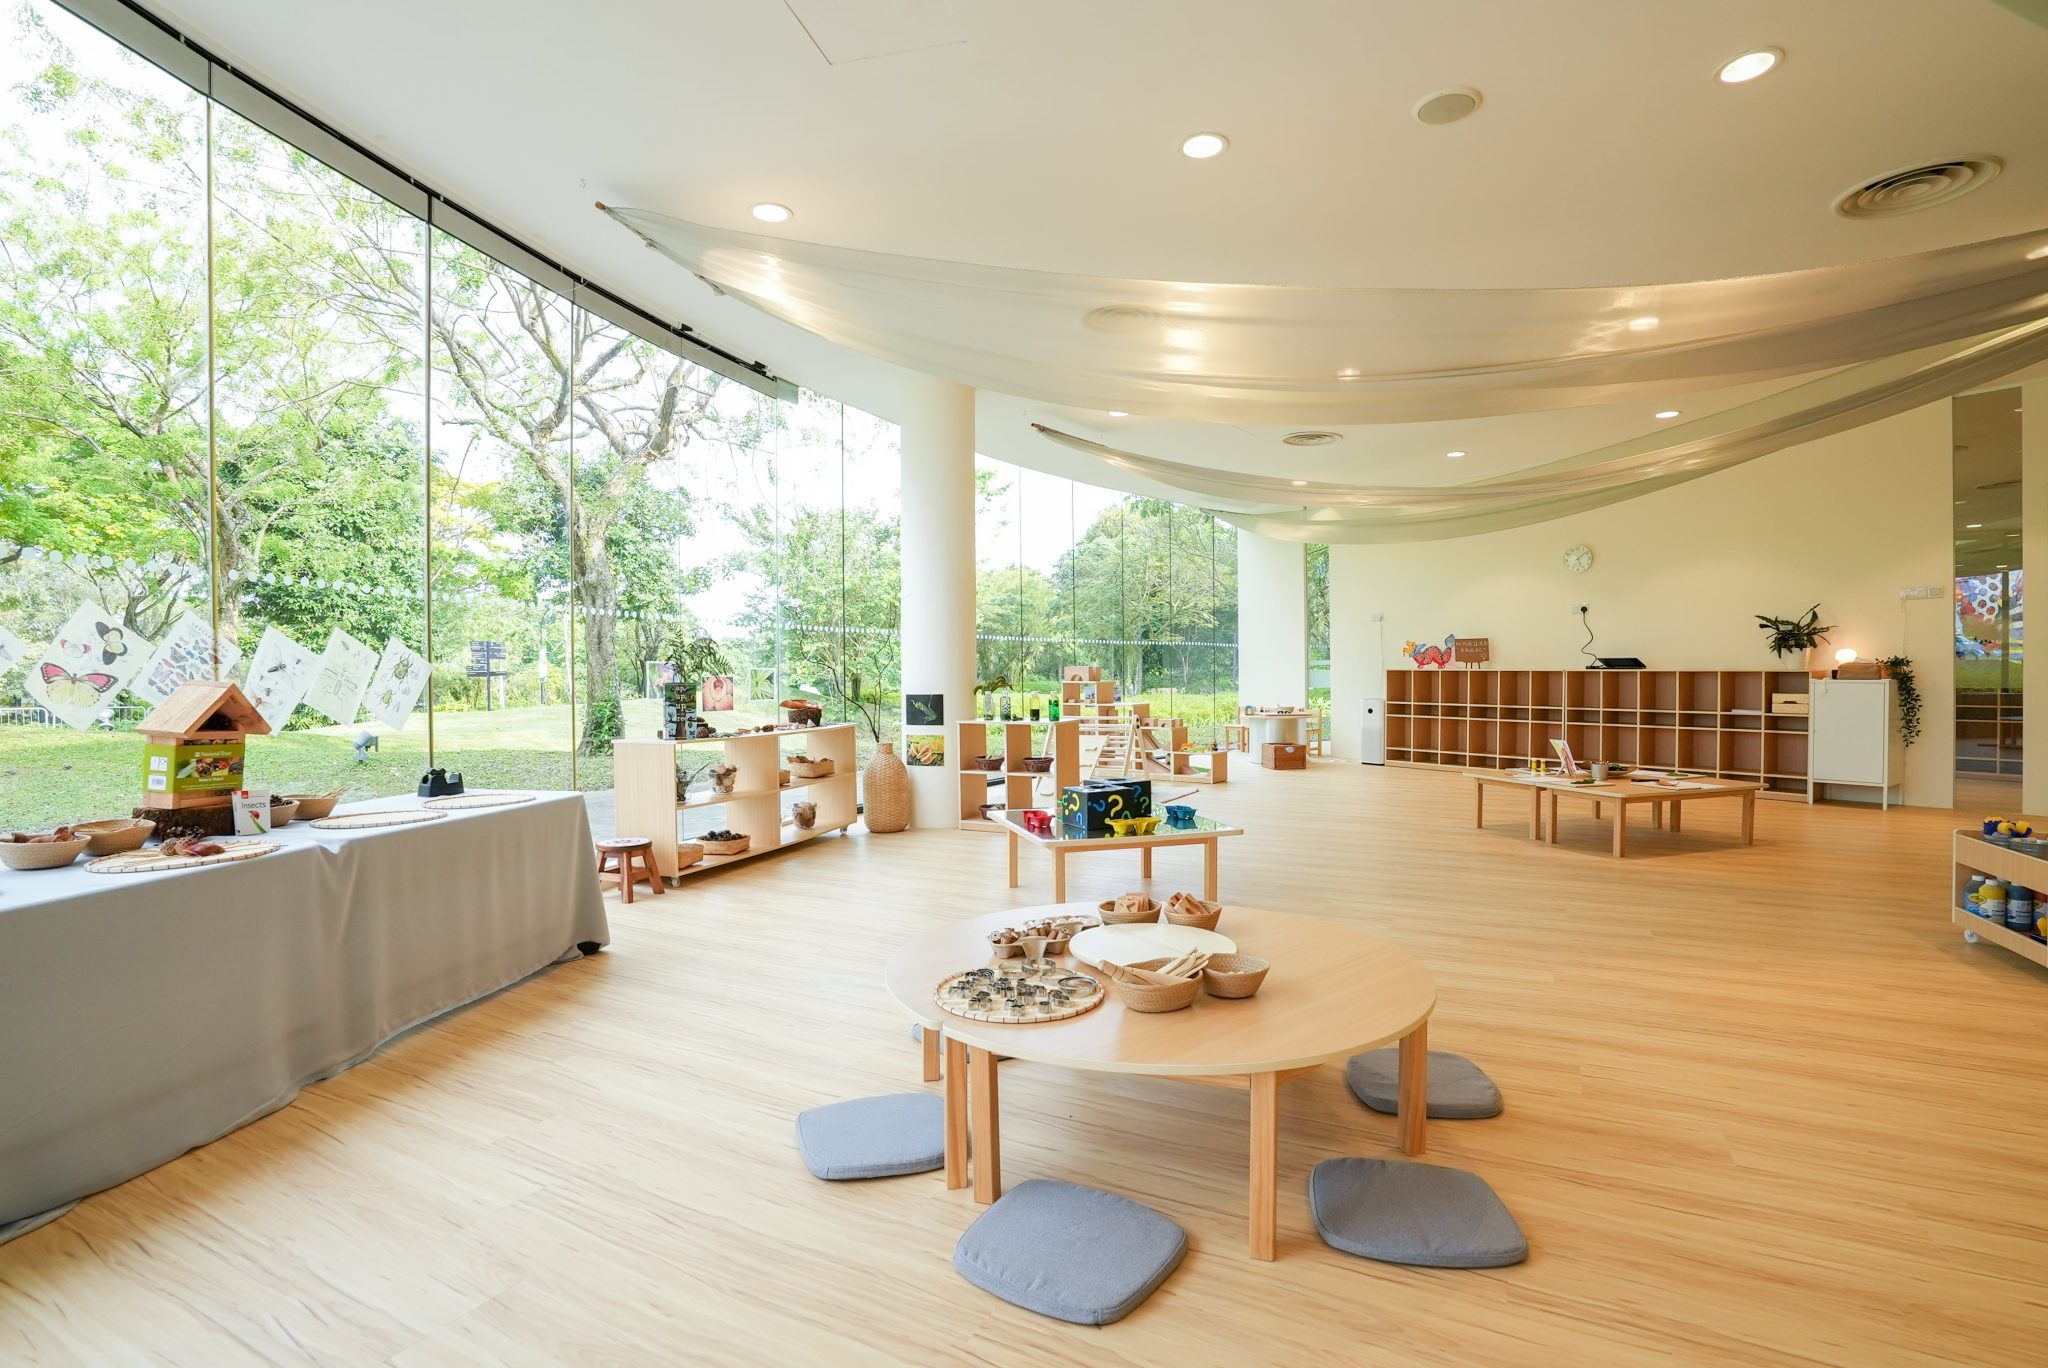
[1954,387,2024,785]
[0,0,904,826]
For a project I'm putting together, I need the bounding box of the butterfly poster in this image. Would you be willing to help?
[132,612,241,706]
[366,636,429,731]
[243,626,317,732]
[32,601,155,730]
[302,628,378,725]
[0,624,26,679]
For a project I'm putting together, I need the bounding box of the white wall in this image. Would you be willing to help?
[1237,532,1308,707]
[1330,402,1957,807]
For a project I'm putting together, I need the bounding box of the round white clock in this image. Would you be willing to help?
[1563,544,1593,574]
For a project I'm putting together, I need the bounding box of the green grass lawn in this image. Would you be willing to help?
[0,696,894,830]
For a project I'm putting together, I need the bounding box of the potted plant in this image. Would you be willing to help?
[659,632,732,740]
[1754,604,1834,671]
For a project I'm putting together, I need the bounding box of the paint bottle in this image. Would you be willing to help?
[1980,877,2009,922]
[2007,886,2036,934]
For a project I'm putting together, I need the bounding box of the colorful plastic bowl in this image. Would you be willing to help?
[1106,816,1163,837]
[1163,804,1196,824]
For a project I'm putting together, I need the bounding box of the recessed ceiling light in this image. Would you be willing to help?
[1290,479,1308,487]
[1282,431,1342,446]
[1997,564,2010,569]
[1337,368,1361,379]
[1412,87,1483,126]
[1966,522,1983,528]
[2029,244,2048,260]
[1445,450,1467,459]
[750,202,792,223]
[1627,315,1660,332]
[1655,409,1681,420]
[1717,48,1781,84]
[1106,410,1128,417]
[1181,133,1228,159]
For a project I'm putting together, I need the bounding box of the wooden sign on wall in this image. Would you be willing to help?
[1453,637,1491,665]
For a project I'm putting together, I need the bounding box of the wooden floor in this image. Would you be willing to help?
[3,761,2046,1366]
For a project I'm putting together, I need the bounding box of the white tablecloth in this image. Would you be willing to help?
[0,791,608,1242]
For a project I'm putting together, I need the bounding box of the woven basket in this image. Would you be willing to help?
[1018,755,1054,773]
[0,836,89,870]
[1200,954,1269,999]
[1097,893,1161,925]
[1113,958,1203,1013]
[968,755,1005,772]
[675,840,705,870]
[77,818,155,855]
[863,743,910,833]
[788,758,835,779]
[700,836,750,856]
[1163,895,1222,931]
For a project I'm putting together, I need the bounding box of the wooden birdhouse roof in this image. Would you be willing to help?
[137,679,271,738]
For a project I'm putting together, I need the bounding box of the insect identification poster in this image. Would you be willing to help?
[302,628,378,724]
[31,600,155,730]
[366,636,429,730]
[243,626,318,732]
[132,612,241,705]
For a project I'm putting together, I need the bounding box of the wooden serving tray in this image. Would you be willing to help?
[935,961,1104,1024]
[87,839,281,874]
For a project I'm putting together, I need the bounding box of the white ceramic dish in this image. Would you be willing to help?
[1068,922,1236,970]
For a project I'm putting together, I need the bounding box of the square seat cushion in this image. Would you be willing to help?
[1346,1048,1503,1120]
[795,1093,945,1181]
[1309,1158,1528,1268]
[953,1179,1187,1325]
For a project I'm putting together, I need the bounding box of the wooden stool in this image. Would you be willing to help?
[1220,723,1250,752]
[596,837,664,904]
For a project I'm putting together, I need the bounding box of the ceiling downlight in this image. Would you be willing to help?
[1833,159,2002,219]
[1282,431,1342,447]
[1412,87,1482,125]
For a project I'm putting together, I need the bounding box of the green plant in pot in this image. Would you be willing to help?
[660,632,732,739]
[1754,604,1834,670]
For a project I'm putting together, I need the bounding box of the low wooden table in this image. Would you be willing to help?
[1000,812,1242,901]
[1466,768,1759,857]
[884,903,1437,1260]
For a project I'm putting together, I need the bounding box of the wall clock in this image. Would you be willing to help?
[1563,544,1593,574]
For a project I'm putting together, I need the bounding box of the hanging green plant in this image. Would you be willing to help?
[1878,655,1921,747]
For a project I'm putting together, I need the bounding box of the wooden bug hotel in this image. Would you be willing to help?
[135,680,270,815]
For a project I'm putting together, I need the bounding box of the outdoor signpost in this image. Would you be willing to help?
[468,639,508,710]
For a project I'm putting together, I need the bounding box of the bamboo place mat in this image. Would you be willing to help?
[310,810,449,830]
[423,792,535,811]
[935,962,1105,1025]
[87,839,282,874]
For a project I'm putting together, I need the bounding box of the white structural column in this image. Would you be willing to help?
[2023,380,2048,815]
[1236,531,1309,707]
[898,376,979,828]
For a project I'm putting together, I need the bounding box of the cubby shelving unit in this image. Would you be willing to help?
[1956,688,2024,778]
[613,724,860,879]
[955,718,1080,831]
[1384,668,1814,798]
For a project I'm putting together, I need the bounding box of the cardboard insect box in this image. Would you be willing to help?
[134,680,271,811]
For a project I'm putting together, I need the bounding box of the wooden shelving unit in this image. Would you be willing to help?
[1951,828,2048,967]
[614,724,859,878]
[1385,668,1814,798]
[1956,688,2024,778]
[955,718,1080,831]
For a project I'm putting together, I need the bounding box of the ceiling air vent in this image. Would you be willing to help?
[1833,158,2001,219]
[1282,431,1342,447]
[1412,87,1482,126]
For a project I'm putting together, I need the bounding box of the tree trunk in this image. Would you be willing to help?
[573,516,622,753]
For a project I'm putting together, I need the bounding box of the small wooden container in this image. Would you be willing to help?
[283,792,344,820]
[675,840,706,870]
[1200,954,1269,999]
[1112,958,1203,1013]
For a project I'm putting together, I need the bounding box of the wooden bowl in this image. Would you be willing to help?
[1098,894,1161,925]
[1200,953,1269,999]
[76,818,155,855]
[267,800,300,826]
[1113,958,1203,1013]
[283,792,343,820]
[0,836,90,870]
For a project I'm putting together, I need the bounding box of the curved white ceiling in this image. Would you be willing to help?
[140,0,2048,495]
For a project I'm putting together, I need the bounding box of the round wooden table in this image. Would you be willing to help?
[883,903,1437,1260]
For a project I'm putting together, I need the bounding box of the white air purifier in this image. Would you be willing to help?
[1360,698,1387,765]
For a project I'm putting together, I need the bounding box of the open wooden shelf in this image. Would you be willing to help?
[954,718,1079,831]
[1386,668,1814,797]
[1952,829,2048,967]
[614,724,860,878]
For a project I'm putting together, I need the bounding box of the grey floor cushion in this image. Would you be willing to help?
[1346,1048,1503,1119]
[953,1179,1187,1325]
[795,1093,945,1180]
[1309,1158,1527,1268]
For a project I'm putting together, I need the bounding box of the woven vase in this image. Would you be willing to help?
[863,742,911,833]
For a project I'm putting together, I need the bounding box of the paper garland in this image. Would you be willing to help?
[131,612,242,706]
[302,628,378,725]
[29,601,155,730]
[366,636,428,730]
[242,627,317,732]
